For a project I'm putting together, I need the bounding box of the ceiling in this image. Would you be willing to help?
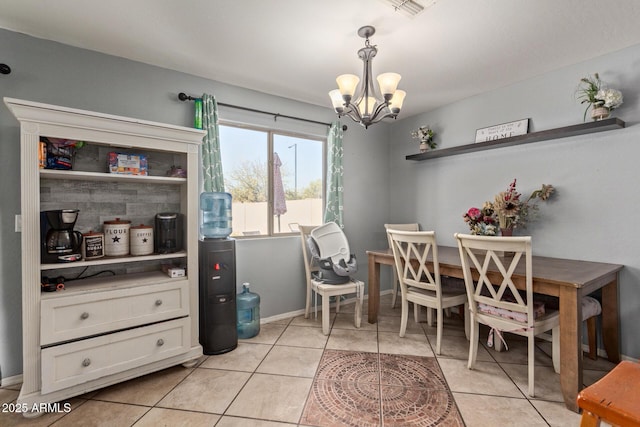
[2,0,640,119]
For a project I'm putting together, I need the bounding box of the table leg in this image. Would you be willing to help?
[601,278,620,362]
[559,286,582,413]
[367,253,380,323]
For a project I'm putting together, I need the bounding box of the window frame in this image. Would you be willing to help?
[218,119,326,238]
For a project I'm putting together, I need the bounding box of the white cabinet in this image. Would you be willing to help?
[4,97,205,410]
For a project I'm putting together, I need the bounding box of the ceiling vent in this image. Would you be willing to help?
[382,0,436,17]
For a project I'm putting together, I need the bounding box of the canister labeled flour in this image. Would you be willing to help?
[81,231,104,260]
[130,224,154,256]
[103,218,131,256]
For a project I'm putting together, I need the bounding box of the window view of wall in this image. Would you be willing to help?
[219,124,324,236]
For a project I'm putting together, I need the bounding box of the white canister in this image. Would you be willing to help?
[103,218,131,256]
[130,224,154,256]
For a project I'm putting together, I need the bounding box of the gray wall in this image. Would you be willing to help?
[0,29,390,378]
[389,44,640,360]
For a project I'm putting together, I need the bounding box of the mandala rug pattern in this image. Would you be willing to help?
[300,350,464,426]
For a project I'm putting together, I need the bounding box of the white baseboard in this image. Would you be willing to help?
[1,373,23,387]
[260,289,393,324]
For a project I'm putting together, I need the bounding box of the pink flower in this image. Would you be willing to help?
[467,207,481,219]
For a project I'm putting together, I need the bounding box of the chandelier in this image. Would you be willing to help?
[329,25,406,129]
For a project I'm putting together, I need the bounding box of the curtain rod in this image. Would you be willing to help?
[178,92,347,130]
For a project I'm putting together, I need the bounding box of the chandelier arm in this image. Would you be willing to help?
[369,101,392,121]
[367,109,398,125]
[344,109,364,125]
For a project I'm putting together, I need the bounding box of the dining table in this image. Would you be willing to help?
[366,246,623,412]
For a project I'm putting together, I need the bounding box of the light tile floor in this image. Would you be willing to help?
[0,294,616,426]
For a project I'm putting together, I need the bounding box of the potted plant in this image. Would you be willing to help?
[576,73,623,121]
[411,126,436,152]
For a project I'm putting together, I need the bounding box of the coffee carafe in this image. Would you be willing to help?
[43,209,83,262]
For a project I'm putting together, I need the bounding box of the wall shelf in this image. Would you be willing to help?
[406,117,626,161]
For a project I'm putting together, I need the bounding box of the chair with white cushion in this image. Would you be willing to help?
[388,229,468,355]
[455,233,560,397]
[384,223,419,308]
[583,296,601,360]
[299,224,364,335]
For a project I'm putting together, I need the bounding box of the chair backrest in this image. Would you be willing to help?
[299,225,320,282]
[454,233,534,327]
[384,223,419,250]
[387,230,441,296]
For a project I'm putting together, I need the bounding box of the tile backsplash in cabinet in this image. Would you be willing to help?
[40,178,180,234]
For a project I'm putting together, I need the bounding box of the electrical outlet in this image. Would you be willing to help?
[15,214,22,232]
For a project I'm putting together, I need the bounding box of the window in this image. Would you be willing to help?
[219,123,324,237]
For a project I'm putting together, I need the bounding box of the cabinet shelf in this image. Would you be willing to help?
[406,118,626,161]
[41,251,187,271]
[41,169,187,184]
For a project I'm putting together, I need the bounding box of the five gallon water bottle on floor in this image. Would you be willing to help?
[200,192,232,239]
[237,282,260,339]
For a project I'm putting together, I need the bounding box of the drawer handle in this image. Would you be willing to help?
[157,339,164,347]
[82,358,91,367]
[80,312,90,320]
[155,299,163,306]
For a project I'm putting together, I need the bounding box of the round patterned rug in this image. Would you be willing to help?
[300,350,464,427]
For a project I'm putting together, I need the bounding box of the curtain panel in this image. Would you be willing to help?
[324,121,344,227]
[202,93,224,192]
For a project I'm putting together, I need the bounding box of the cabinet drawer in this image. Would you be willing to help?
[41,317,190,394]
[41,280,189,345]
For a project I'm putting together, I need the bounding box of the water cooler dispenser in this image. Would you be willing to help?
[198,192,237,355]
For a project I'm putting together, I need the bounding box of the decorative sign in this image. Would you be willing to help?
[475,119,529,143]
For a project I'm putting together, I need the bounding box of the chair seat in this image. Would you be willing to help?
[407,287,467,301]
[313,279,363,293]
[477,300,546,323]
[577,361,640,427]
[582,296,602,320]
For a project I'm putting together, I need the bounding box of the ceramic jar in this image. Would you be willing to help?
[103,218,131,256]
[130,224,154,256]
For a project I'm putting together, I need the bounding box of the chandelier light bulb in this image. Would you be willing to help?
[358,96,377,117]
[329,89,345,112]
[389,90,406,113]
[377,72,401,98]
[336,74,360,97]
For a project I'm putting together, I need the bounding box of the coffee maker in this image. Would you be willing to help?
[155,212,183,254]
[42,209,83,262]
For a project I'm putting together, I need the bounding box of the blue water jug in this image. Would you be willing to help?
[237,282,260,339]
[200,192,232,238]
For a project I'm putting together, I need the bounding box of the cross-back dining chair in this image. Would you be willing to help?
[384,223,420,308]
[387,229,468,355]
[299,224,364,335]
[455,233,560,397]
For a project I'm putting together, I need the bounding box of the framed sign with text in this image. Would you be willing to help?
[475,118,529,143]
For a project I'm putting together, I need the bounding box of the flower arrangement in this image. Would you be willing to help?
[463,202,497,236]
[576,73,623,121]
[411,126,436,150]
[463,179,555,235]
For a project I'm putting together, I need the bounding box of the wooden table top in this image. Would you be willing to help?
[367,246,624,289]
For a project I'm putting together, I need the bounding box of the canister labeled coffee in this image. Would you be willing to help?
[81,231,104,260]
[130,224,154,256]
[103,218,131,256]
